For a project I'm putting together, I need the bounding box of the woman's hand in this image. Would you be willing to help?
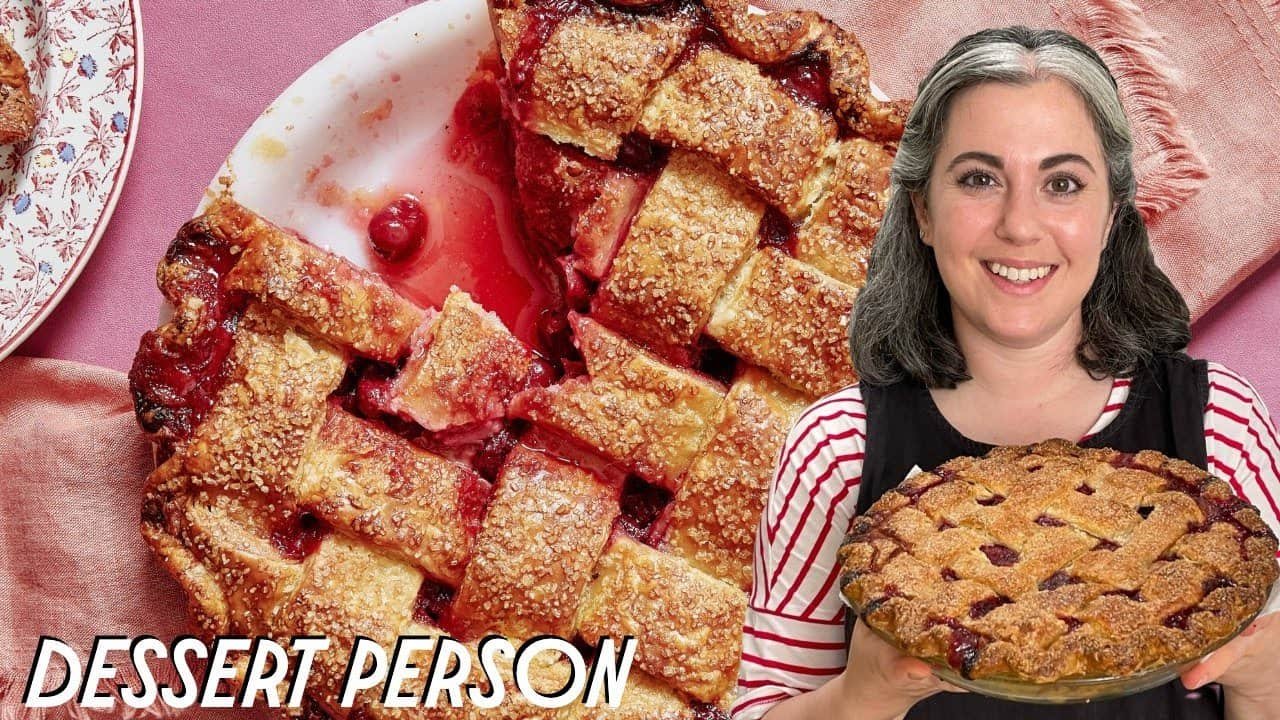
[837,620,966,719]
[1181,612,1279,719]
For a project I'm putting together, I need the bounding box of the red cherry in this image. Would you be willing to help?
[525,356,558,388]
[368,195,428,262]
[472,427,518,482]
[355,373,395,418]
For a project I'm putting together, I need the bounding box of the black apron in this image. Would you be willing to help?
[847,354,1220,719]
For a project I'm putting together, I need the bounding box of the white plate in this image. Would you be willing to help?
[205,0,486,242]
[201,0,553,330]
[202,0,883,339]
[0,0,143,360]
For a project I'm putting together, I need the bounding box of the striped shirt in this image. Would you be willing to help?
[731,362,1280,720]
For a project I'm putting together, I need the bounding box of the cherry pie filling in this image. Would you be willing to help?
[270,508,333,562]
[128,224,246,441]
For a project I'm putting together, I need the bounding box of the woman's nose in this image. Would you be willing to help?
[994,183,1044,246]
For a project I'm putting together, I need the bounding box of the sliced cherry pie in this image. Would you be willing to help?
[838,440,1279,683]
[131,0,907,715]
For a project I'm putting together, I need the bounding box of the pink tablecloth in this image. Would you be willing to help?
[15,0,1280,414]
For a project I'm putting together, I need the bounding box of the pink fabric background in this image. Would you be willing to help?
[0,357,270,719]
[3,1,1280,715]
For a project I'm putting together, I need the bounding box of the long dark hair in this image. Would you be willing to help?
[850,26,1190,388]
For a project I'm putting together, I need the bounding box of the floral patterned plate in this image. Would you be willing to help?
[0,0,142,360]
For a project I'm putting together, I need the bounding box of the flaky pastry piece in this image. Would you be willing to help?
[591,149,764,358]
[575,535,747,705]
[839,440,1279,683]
[510,314,726,490]
[636,43,836,220]
[700,0,909,141]
[390,288,545,432]
[664,366,808,589]
[0,34,35,144]
[706,248,859,397]
[795,138,894,287]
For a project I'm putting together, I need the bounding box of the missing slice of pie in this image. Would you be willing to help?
[130,0,908,715]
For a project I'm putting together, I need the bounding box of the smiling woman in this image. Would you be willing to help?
[913,77,1119,444]
[852,29,1190,397]
[734,25,1280,720]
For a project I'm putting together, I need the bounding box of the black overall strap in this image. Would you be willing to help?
[845,355,1219,720]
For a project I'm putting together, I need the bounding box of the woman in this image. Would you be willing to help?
[732,26,1280,720]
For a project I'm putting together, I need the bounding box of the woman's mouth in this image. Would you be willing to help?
[984,261,1056,293]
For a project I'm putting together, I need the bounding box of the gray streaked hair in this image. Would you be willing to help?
[850,26,1191,388]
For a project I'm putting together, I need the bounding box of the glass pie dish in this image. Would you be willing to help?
[845,592,1262,704]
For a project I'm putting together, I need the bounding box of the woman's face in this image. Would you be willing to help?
[913,77,1114,351]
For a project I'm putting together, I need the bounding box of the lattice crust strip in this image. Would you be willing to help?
[489,0,905,398]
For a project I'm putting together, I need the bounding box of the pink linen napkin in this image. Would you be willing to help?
[757,0,1280,318]
[0,356,270,719]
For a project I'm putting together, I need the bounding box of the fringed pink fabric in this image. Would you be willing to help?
[758,0,1280,318]
[1066,0,1211,222]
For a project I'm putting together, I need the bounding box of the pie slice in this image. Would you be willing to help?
[0,35,36,144]
[839,440,1279,682]
[131,0,912,715]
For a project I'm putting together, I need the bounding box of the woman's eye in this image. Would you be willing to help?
[958,171,997,189]
[1048,175,1082,194]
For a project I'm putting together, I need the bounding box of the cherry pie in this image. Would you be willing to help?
[839,440,1279,683]
[130,0,907,715]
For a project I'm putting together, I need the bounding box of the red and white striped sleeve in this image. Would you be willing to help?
[1202,363,1280,613]
[731,386,868,720]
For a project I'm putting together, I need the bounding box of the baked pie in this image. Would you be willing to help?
[838,440,1279,683]
[130,0,907,715]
